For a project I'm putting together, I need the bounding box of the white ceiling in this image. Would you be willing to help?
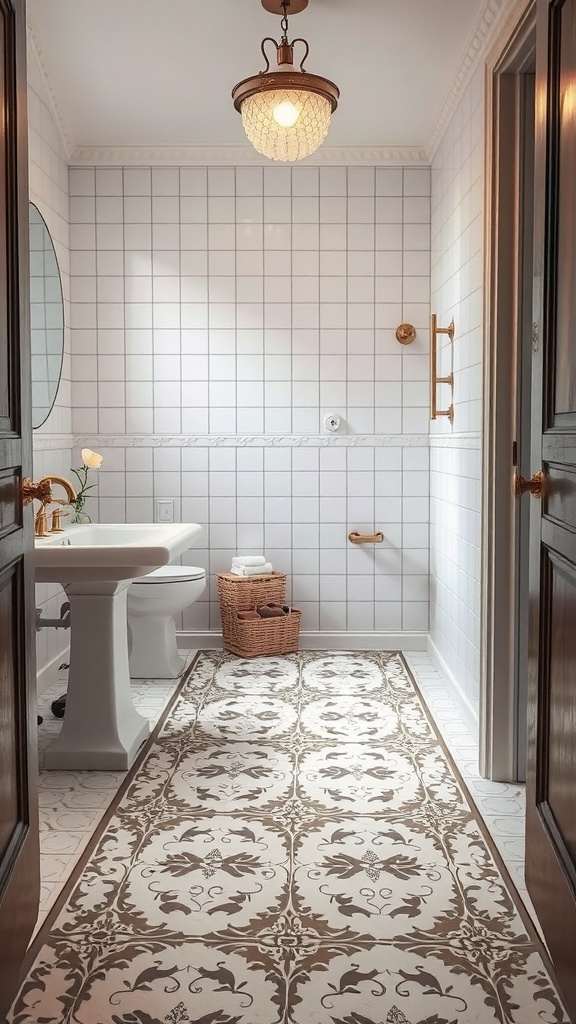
[28,0,487,153]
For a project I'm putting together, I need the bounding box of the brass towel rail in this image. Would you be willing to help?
[348,531,384,544]
[430,314,455,423]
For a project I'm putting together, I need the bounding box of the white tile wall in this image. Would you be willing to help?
[28,46,71,437]
[429,65,484,717]
[69,165,431,437]
[74,440,430,634]
[28,44,73,680]
[68,164,432,638]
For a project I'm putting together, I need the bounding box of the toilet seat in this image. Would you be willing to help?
[131,565,206,586]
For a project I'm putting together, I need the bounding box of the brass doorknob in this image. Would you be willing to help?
[513,470,544,499]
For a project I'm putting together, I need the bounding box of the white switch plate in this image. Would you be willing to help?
[155,499,174,523]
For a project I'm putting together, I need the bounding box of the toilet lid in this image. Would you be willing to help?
[132,564,206,585]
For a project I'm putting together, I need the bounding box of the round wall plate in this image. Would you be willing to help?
[261,0,309,14]
[324,412,341,433]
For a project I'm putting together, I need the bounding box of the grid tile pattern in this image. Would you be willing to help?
[83,441,430,633]
[67,164,432,636]
[28,48,71,437]
[69,164,431,437]
[28,50,74,679]
[429,65,484,716]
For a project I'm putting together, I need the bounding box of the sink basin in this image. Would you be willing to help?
[35,522,204,583]
[35,521,205,771]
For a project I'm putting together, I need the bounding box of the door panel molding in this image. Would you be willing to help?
[524,2,576,1014]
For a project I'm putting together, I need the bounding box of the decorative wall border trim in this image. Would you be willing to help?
[34,433,431,450]
[67,145,429,168]
[429,433,481,449]
[425,0,516,160]
[178,630,428,653]
[34,432,484,451]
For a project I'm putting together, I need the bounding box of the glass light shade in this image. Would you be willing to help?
[240,88,332,162]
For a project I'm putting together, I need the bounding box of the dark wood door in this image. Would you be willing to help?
[0,0,39,1015]
[526,1,576,1017]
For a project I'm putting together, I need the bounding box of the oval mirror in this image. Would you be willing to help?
[29,202,64,428]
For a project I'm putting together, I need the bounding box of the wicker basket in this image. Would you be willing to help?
[217,572,301,657]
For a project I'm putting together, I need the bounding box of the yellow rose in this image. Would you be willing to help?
[81,448,103,469]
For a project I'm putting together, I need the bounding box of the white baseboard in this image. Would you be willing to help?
[426,636,479,736]
[177,630,428,652]
[36,646,70,695]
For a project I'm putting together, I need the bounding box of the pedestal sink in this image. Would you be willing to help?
[35,522,204,771]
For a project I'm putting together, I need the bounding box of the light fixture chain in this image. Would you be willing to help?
[280,1,290,39]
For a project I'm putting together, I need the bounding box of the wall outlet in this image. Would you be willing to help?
[155,499,174,523]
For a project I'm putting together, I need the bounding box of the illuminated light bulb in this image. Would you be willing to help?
[272,99,300,127]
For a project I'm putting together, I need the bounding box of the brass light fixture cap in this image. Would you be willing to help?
[261,0,309,13]
[232,70,339,112]
[396,323,417,345]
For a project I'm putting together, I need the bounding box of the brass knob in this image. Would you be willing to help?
[513,470,544,499]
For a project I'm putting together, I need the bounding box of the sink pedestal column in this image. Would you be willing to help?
[43,580,150,771]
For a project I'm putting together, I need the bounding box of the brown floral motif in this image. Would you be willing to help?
[159,847,265,881]
[256,911,322,966]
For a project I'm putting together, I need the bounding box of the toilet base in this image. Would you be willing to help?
[128,615,185,679]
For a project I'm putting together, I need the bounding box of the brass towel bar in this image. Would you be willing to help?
[348,531,384,544]
[430,314,455,423]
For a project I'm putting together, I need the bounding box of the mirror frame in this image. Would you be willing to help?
[29,201,65,429]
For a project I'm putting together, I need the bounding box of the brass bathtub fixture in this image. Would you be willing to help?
[348,531,384,545]
[396,323,416,345]
[23,475,77,537]
[430,314,455,423]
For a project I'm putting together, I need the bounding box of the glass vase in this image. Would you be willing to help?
[70,510,91,525]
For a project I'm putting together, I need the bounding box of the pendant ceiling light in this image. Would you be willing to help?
[232,0,339,162]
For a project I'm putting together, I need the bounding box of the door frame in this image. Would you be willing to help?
[480,0,537,780]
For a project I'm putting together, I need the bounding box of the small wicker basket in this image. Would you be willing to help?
[217,572,301,658]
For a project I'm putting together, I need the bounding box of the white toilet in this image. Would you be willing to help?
[127,564,206,678]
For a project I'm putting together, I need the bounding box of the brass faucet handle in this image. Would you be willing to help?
[50,508,69,533]
[34,507,49,537]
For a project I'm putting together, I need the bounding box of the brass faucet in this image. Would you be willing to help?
[23,475,77,537]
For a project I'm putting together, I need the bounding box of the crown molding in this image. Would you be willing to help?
[425,0,515,161]
[67,144,429,167]
[27,11,74,161]
[28,0,515,172]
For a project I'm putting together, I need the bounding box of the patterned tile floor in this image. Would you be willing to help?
[16,649,564,1024]
[35,657,185,937]
[35,650,533,938]
[403,653,534,927]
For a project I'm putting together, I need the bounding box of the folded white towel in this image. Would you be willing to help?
[231,555,267,567]
[230,562,274,577]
